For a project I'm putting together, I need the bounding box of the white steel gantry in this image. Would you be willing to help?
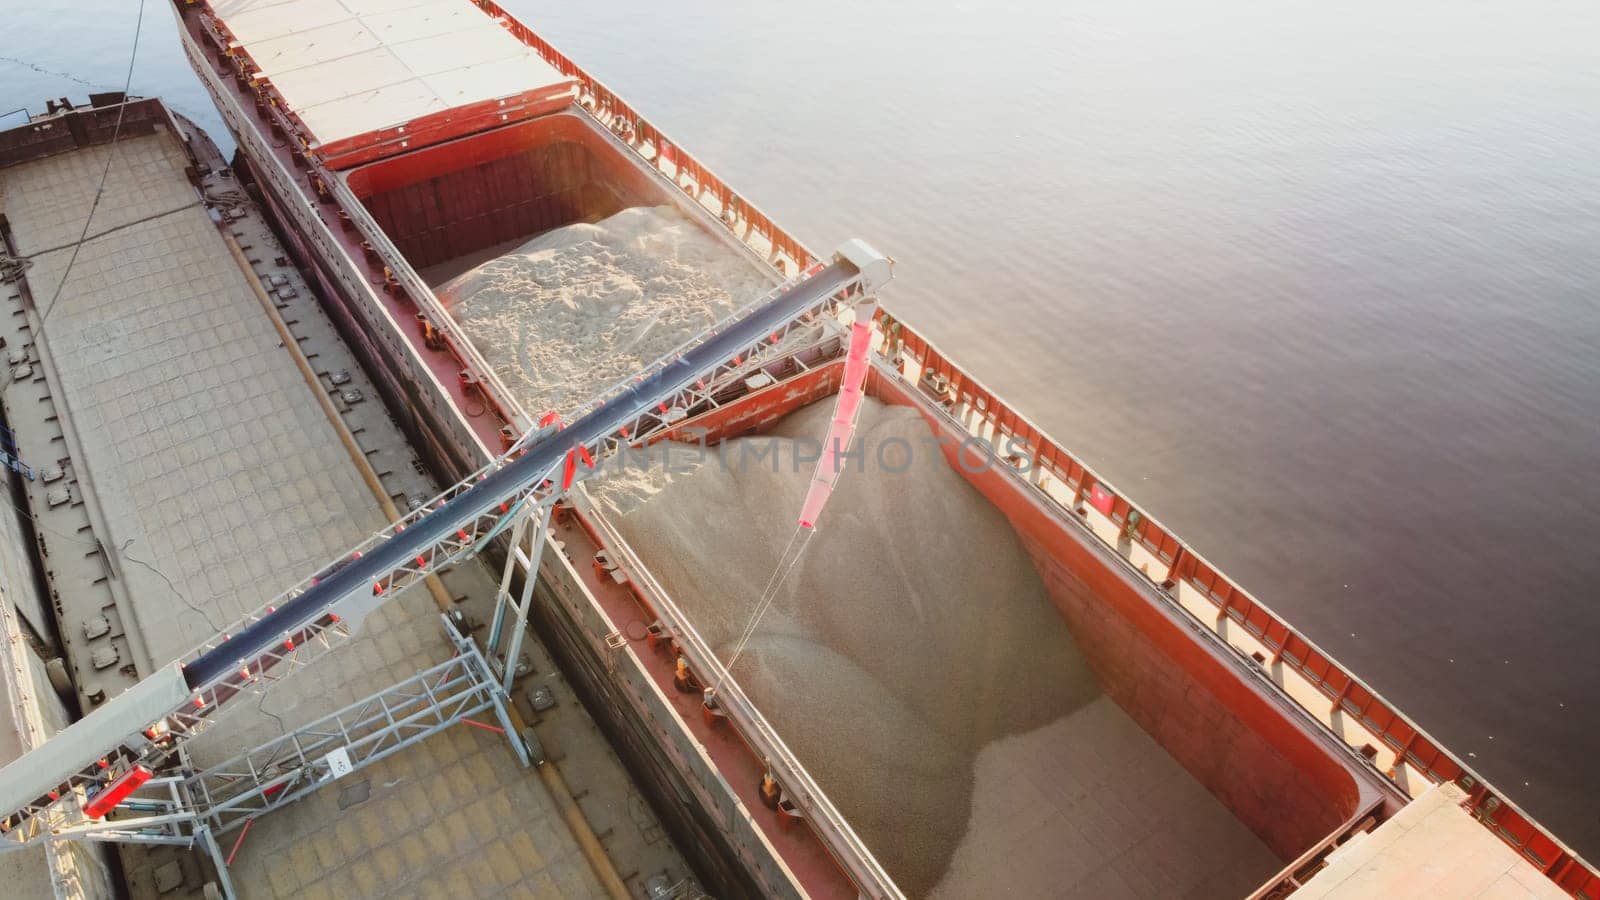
[0,242,891,897]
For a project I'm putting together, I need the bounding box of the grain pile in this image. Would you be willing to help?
[587,398,1103,894]
[930,696,1281,898]
[439,205,771,416]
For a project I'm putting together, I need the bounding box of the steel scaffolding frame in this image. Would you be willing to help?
[184,616,526,838]
[4,617,520,898]
[485,504,554,693]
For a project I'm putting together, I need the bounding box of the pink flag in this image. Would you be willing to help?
[799,308,875,529]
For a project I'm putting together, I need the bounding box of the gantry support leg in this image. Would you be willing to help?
[485,508,531,661]
[486,503,553,696]
[198,824,238,900]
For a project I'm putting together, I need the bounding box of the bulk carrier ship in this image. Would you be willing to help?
[0,1,1595,898]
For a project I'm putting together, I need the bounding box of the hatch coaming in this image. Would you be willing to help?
[597,354,1400,893]
[329,105,791,443]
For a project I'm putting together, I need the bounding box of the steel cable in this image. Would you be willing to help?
[36,0,148,328]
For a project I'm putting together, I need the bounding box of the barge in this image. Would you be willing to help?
[161,0,1600,896]
[0,0,1591,896]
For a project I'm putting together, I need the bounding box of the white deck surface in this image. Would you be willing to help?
[1,132,382,671]
[212,0,573,145]
[1296,783,1567,898]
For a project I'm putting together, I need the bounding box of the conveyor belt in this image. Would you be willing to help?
[186,260,856,684]
[0,252,875,842]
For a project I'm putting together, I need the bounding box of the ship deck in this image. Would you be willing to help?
[212,0,574,152]
[1295,783,1566,898]
[0,101,687,898]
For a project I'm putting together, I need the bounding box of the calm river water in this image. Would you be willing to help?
[4,0,1600,862]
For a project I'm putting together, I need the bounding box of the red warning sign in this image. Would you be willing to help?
[1089,483,1115,516]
